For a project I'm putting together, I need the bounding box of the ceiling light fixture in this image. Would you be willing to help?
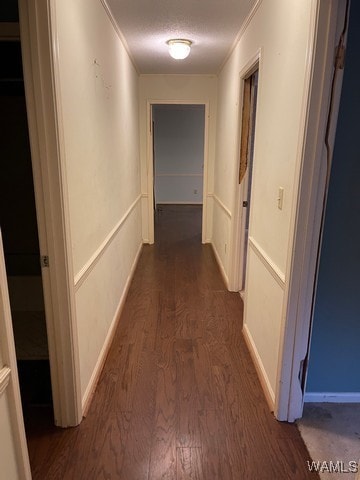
[167,39,192,60]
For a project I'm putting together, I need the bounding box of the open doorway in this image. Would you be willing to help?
[236,68,259,295]
[147,102,209,244]
[0,19,53,428]
[151,104,206,241]
[296,0,359,463]
[238,70,258,293]
[302,0,359,406]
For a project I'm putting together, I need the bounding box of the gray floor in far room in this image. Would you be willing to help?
[298,404,360,480]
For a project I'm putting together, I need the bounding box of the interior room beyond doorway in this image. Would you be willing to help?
[152,103,206,241]
[0,37,53,426]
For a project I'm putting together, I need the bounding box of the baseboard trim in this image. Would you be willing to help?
[242,324,275,411]
[81,242,143,416]
[210,243,229,289]
[304,392,360,403]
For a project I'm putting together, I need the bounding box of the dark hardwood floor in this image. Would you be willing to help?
[25,205,318,479]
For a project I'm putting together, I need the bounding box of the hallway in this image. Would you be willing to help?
[26,205,317,479]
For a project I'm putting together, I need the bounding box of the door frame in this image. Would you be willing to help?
[146,100,210,244]
[228,51,261,292]
[275,0,348,421]
[18,0,82,426]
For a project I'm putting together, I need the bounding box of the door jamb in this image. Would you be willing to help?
[19,0,82,427]
[146,100,210,244]
[275,0,347,422]
[228,51,261,292]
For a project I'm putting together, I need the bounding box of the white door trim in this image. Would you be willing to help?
[0,232,32,479]
[19,0,82,427]
[275,0,348,422]
[228,50,261,292]
[146,100,210,244]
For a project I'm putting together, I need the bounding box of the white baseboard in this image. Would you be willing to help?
[304,392,360,403]
[210,243,229,289]
[82,242,143,415]
[242,324,275,411]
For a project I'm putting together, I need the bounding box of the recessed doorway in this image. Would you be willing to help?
[233,67,259,295]
[147,102,209,244]
[0,36,53,427]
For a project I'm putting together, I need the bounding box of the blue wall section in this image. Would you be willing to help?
[306,2,360,393]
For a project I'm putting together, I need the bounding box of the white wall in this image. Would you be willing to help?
[139,75,217,242]
[212,0,317,403]
[153,104,205,204]
[55,0,142,406]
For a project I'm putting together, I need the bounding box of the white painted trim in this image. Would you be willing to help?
[243,324,275,411]
[212,194,232,219]
[141,194,150,244]
[275,0,347,422]
[74,195,141,290]
[218,0,263,74]
[0,367,11,397]
[201,103,210,244]
[210,243,229,288]
[19,0,82,426]
[147,101,155,244]
[228,49,262,293]
[248,237,285,288]
[157,202,203,205]
[82,242,143,414]
[156,173,203,177]
[100,0,139,74]
[304,392,360,403]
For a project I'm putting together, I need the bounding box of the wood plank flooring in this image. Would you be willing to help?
[25,205,318,479]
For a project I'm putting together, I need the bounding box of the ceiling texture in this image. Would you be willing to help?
[104,0,257,74]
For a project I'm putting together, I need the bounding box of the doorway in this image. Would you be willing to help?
[237,68,259,295]
[0,25,53,425]
[304,0,359,403]
[148,102,209,244]
[152,104,205,210]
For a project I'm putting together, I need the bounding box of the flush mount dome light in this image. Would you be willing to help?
[167,39,192,60]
